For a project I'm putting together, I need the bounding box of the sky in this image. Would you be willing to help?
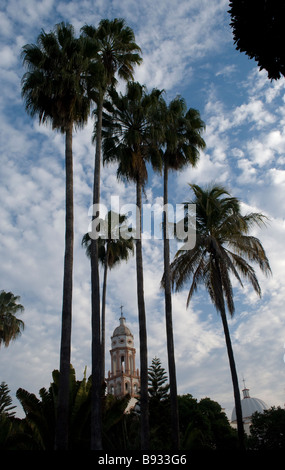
[1,0,285,422]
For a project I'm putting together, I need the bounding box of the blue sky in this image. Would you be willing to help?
[1,0,285,420]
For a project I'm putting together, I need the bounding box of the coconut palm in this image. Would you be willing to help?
[102,81,162,449]
[82,211,134,382]
[21,23,91,450]
[159,96,205,448]
[0,291,24,348]
[169,184,271,450]
[81,19,142,450]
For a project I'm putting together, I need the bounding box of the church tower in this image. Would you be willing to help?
[106,308,140,398]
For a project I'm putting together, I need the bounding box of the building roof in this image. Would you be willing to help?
[231,387,268,423]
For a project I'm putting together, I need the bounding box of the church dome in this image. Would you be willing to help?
[112,314,133,338]
[231,386,268,423]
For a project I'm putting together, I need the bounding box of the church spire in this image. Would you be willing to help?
[242,377,250,398]
[119,304,126,324]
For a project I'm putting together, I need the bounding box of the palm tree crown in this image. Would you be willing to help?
[82,19,142,93]
[82,211,134,268]
[21,22,91,132]
[0,291,24,348]
[160,96,206,171]
[171,184,271,311]
[102,81,162,185]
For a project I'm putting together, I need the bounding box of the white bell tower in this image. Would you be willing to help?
[106,307,140,398]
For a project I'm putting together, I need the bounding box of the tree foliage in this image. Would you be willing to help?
[178,395,237,450]
[0,382,16,417]
[16,366,92,449]
[148,357,170,401]
[21,22,91,132]
[229,0,285,80]
[0,291,24,348]
[248,407,285,450]
[147,358,171,449]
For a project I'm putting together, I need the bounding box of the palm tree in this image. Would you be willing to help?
[169,184,271,450]
[102,81,162,449]
[21,23,91,450]
[0,291,24,348]
[81,19,142,450]
[159,97,205,448]
[16,366,92,450]
[82,211,134,382]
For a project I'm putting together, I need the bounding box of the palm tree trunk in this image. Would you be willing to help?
[136,178,149,450]
[55,123,74,450]
[101,244,109,383]
[214,258,245,449]
[220,307,245,450]
[90,95,103,450]
[163,162,180,449]
[214,258,245,450]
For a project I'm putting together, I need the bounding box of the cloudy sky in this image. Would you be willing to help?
[1,0,285,421]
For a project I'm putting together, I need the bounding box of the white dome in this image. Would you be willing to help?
[112,314,133,338]
[231,388,268,423]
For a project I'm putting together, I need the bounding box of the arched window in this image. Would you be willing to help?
[129,355,134,373]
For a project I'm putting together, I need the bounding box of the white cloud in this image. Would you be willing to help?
[0,45,18,67]
[215,64,237,77]
[237,158,258,184]
[233,99,276,129]
[176,152,229,193]
[5,0,55,28]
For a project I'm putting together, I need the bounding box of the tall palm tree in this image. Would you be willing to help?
[102,81,162,449]
[0,291,24,348]
[82,211,134,382]
[169,184,271,450]
[21,23,91,450]
[159,97,205,448]
[81,19,142,450]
